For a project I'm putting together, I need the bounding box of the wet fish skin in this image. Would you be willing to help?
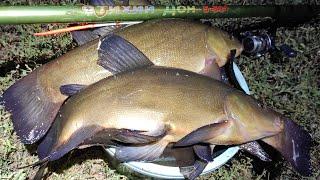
[35,67,311,178]
[1,19,242,144]
[0,40,111,144]
[116,19,243,68]
[37,67,283,162]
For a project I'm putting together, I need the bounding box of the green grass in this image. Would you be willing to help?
[0,24,73,65]
[0,0,320,180]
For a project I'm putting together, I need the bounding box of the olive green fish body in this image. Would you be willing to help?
[38,39,111,103]
[37,67,282,162]
[1,40,111,144]
[116,19,242,69]
[2,19,242,144]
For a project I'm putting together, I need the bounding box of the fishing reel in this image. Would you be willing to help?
[240,31,297,58]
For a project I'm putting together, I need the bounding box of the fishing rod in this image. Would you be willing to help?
[0,5,319,24]
[0,4,318,59]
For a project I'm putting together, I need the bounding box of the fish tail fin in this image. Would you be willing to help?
[262,118,312,176]
[2,70,60,144]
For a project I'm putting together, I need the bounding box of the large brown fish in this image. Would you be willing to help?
[36,67,311,179]
[0,19,242,144]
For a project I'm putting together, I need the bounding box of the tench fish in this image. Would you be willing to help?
[0,19,243,144]
[35,67,311,179]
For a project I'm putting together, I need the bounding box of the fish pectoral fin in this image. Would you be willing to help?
[240,141,271,162]
[113,129,165,144]
[98,34,154,74]
[174,120,231,147]
[115,136,170,162]
[179,160,208,180]
[177,144,212,179]
[59,84,87,96]
[193,144,213,162]
[80,128,164,147]
[225,49,244,91]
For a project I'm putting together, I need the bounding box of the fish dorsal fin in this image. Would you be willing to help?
[72,27,119,46]
[71,0,117,45]
[98,34,154,74]
[174,121,231,147]
[59,84,87,96]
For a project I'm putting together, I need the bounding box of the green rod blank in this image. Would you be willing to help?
[0,5,318,24]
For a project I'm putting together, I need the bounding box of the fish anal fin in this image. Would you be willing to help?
[174,120,231,147]
[240,141,271,162]
[262,118,312,176]
[115,136,170,162]
[179,160,208,180]
[193,144,213,162]
[59,84,87,96]
[98,34,153,74]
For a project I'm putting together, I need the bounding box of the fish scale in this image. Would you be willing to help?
[1,19,242,144]
[35,67,312,179]
[38,67,279,158]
